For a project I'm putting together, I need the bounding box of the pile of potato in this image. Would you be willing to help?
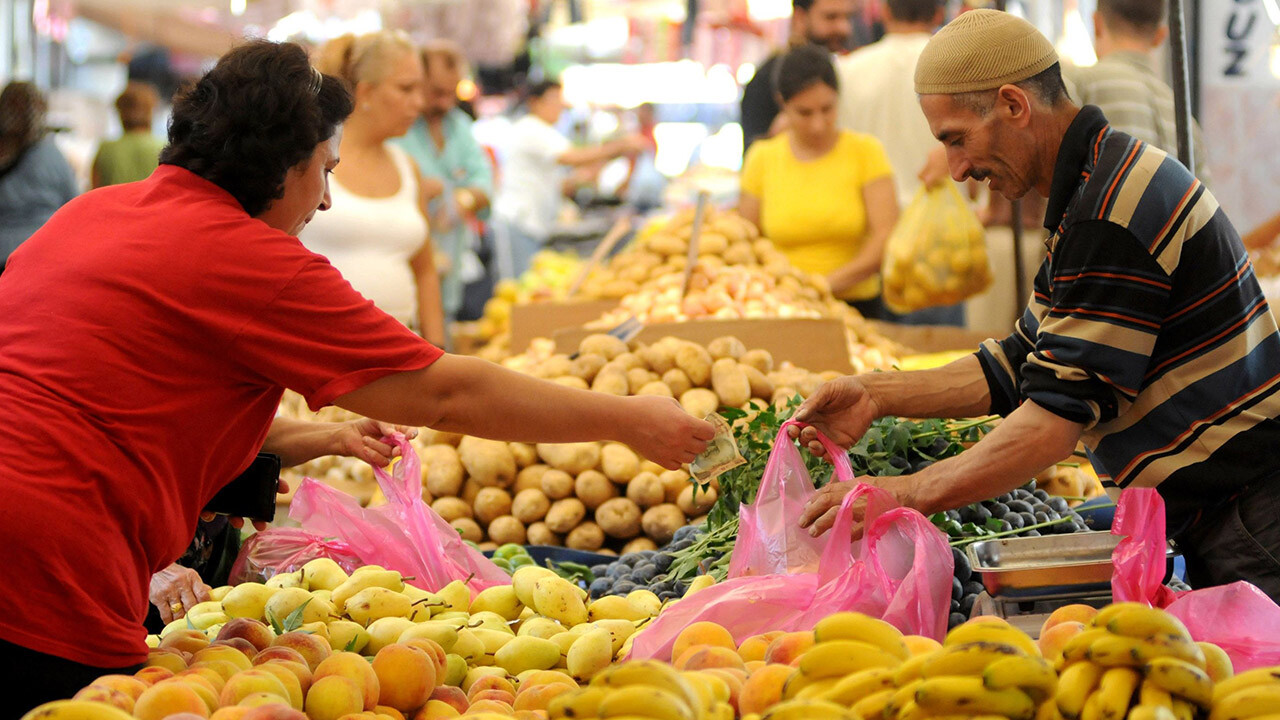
[279,333,837,553]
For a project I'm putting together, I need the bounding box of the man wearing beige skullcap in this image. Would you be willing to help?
[794,9,1280,601]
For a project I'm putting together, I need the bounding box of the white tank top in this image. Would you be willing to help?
[300,144,428,327]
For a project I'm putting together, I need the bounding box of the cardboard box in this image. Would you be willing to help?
[509,299,619,351]
[868,321,995,354]
[554,317,855,373]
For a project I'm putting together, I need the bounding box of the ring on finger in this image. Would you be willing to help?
[170,601,184,613]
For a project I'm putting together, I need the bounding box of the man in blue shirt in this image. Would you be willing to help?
[396,43,494,322]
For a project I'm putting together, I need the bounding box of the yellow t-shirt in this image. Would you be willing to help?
[741,130,893,300]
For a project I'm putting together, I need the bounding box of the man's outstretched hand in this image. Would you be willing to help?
[787,376,881,458]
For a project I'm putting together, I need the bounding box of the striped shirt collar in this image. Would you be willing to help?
[1044,104,1110,231]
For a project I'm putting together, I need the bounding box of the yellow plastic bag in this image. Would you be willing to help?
[881,183,991,313]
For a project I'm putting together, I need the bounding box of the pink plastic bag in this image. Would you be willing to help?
[229,528,364,584]
[289,432,509,595]
[1111,487,1280,670]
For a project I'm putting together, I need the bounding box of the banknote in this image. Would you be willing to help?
[689,413,746,483]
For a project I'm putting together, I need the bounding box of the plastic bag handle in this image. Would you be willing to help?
[824,482,871,557]
[780,420,855,484]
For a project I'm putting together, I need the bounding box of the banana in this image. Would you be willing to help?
[1212,668,1280,706]
[1094,667,1142,720]
[19,701,136,720]
[813,612,910,661]
[794,679,841,701]
[685,671,731,706]
[922,641,1027,678]
[1089,602,1153,628]
[983,654,1058,702]
[1080,692,1104,720]
[850,688,895,720]
[1143,657,1214,709]
[1037,701,1066,720]
[818,667,897,706]
[1128,707,1179,720]
[1055,661,1104,720]
[945,623,1040,657]
[897,700,931,720]
[594,660,703,716]
[548,686,609,719]
[894,651,935,686]
[1211,685,1280,720]
[885,678,924,718]
[1169,699,1195,720]
[798,640,902,680]
[1104,606,1192,641]
[1061,630,1112,666]
[597,685,697,720]
[780,670,817,701]
[706,702,735,720]
[1085,634,1205,668]
[761,699,853,720]
[1139,678,1176,707]
[914,676,1037,720]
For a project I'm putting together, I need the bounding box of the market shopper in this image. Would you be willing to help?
[91,81,165,188]
[0,81,77,274]
[396,41,494,323]
[303,31,447,346]
[740,0,853,153]
[492,79,645,279]
[0,40,713,716]
[794,10,1280,600]
[737,45,899,313]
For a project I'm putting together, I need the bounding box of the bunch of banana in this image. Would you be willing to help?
[877,617,1051,720]
[774,612,908,714]
[546,659,734,720]
[1054,603,1228,720]
[1209,666,1280,720]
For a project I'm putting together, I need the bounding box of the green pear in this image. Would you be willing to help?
[442,653,468,686]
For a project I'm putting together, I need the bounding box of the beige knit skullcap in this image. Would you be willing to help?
[914,9,1058,94]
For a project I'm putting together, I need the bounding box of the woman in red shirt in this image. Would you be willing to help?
[0,41,712,715]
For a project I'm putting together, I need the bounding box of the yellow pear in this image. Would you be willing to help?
[532,577,588,626]
[221,582,278,620]
[470,585,523,621]
[209,586,233,602]
[300,557,350,592]
[517,617,566,640]
[442,654,468,686]
[327,619,371,654]
[450,628,485,664]
[266,570,305,589]
[400,621,459,651]
[512,566,557,608]
[263,587,313,625]
[468,611,514,634]
[495,636,561,675]
[590,619,636,654]
[331,569,405,611]
[365,616,416,655]
[436,579,472,613]
[586,595,648,623]
[566,628,613,681]
[344,586,411,627]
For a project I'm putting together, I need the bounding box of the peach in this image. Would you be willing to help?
[193,659,245,683]
[195,644,254,672]
[164,628,213,655]
[518,670,577,690]
[88,674,149,701]
[218,618,276,653]
[737,632,784,663]
[903,635,943,657]
[181,666,229,694]
[744,660,766,674]
[512,713,542,720]
[148,647,191,673]
[670,621,736,663]
[762,632,815,667]
[1040,604,1099,635]
[273,631,333,671]
[211,708,253,720]
[314,651,380,710]
[243,707,308,720]
[739,664,794,716]
[428,685,470,715]
[165,714,209,720]
[73,684,135,712]
[400,637,448,677]
[237,692,293,708]
[254,646,309,667]
[1037,621,1086,665]
[413,699,462,719]
[219,668,292,706]
[214,636,260,660]
[167,676,220,713]
[306,675,366,720]
[255,661,307,709]
[467,675,516,701]
[702,668,744,711]
[471,689,517,707]
[513,682,573,713]
[265,659,314,695]
[135,666,177,686]
[467,699,514,715]
[373,644,436,712]
[675,645,747,672]
[133,680,211,720]
[374,706,408,720]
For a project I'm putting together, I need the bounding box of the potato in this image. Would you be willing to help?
[478,541,498,552]
[740,349,774,374]
[432,496,473,522]
[680,388,720,419]
[565,522,606,551]
[661,369,693,398]
[742,365,774,400]
[637,344,676,375]
[625,472,665,509]
[612,352,645,372]
[512,488,551,523]
[526,522,561,547]
[545,499,587,534]
[422,444,465,498]
[601,443,641,484]
[474,487,513,526]
[711,359,751,408]
[640,460,666,475]
[450,518,483,543]
[642,504,687,545]
[510,443,538,469]
[533,354,574,379]
[647,233,687,256]
[659,469,690,503]
[723,241,756,266]
[773,386,799,406]
[420,428,464,447]
[458,436,517,488]
[554,376,590,390]
[626,367,658,394]
[579,334,629,360]
[677,484,718,516]
[707,336,746,361]
[595,498,642,539]
[488,515,527,545]
[539,469,575,500]
[675,343,713,387]
[537,443,601,475]
[514,464,550,493]
[622,537,659,554]
[819,370,843,382]
[636,381,674,398]
[797,375,823,398]
[461,478,483,506]
[574,470,617,510]
[591,364,629,396]
[570,353,608,383]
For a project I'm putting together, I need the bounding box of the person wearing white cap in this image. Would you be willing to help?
[794,9,1280,600]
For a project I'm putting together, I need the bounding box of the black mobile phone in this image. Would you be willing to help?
[204,453,282,522]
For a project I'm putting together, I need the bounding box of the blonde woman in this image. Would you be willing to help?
[304,31,447,346]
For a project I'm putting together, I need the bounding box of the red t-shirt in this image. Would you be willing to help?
[0,165,441,667]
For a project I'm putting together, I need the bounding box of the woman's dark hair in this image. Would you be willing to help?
[772,44,838,103]
[0,82,48,172]
[526,79,562,101]
[160,41,353,217]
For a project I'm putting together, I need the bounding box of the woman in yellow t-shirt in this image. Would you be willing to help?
[738,44,899,315]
